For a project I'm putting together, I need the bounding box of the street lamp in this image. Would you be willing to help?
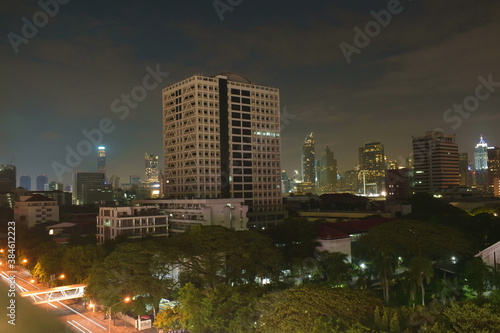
[105,297,131,333]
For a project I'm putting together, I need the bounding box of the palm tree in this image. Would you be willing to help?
[318,251,353,287]
[372,247,398,303]
[408,256,434,306]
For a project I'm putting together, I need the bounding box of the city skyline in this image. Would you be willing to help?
[2,1,500,186]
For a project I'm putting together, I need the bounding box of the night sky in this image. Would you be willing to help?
[1,0,499,187]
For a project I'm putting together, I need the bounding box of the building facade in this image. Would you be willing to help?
[14,194,59,228]
[162,72,284,227]
[488,146,500,194]
[301,132,316,193]
[412,131,460,193]
[136,198,248,233]
[358,142,386,195]
[459,152,469,187]
[96,206,168,244]
[145,153,160,184]
[73,172,110,205]
[317,145,337,194]
[20,175,31,191]
[0,164,16,192]
[36,175,48,191]
[97,146,106,176]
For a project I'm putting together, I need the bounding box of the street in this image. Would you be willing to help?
[0,264,157,333]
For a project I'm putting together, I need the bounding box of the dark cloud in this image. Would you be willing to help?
[1,0,499,185]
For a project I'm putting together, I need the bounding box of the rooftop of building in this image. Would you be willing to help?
[316,217,396,240]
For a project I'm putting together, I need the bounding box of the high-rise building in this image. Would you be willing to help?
[0,165,16,192]
[474,136,489,170]
[97,146,106,177]
[487,146,500,194]
[301,132,316,193]
[145,153,159,184]
[20,175,31,191]
[459,153,470,187]
[317,145,337,194]
[162,72,284,227]
[412,131,459,193]
[36,175,48,191]
[474,136,489,188]
[73,172,110,205]
[281,170,291,194]
[385,168,410,202]
[358,142,385,195]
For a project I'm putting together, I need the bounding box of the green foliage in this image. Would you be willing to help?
[316,251,353,287]
[256,285,383,333]
[86,241,176,313]
[443,302,500,333]
[162,283,262,333]
[462,258,495,296]
[63,245,104,283]
[171,226,281,289]
[408,256,434,306]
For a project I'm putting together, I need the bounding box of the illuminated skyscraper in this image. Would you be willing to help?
[412,131,459,193]
[474,136,490,188]
[145,153,159,184]
[358,142,385,195]
[301,132,316,193]
[474,136,489,170]
[97,146,106,176]
[162,72,284,227]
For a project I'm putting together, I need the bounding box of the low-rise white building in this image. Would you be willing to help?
[96,206,168,244]
[135,198,249,233]
[476,241,500,268]
[14,194,59,228]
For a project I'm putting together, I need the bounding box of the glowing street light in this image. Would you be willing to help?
[105,297,131,332]
[59,274,65,280]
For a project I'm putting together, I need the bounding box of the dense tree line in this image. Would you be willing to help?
[19,196,500,332]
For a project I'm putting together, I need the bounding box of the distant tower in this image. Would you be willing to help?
[412,131,459,193]
[145,153,159,184]
[317,145,337,194]
[358,142,385,195]
[301,132,316,193]
[474,136,489,170]
[474,136,489,188]
[36,175,48,191]
[97,146,106,176]
[459,153,469,187]
[20,175,31,190]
